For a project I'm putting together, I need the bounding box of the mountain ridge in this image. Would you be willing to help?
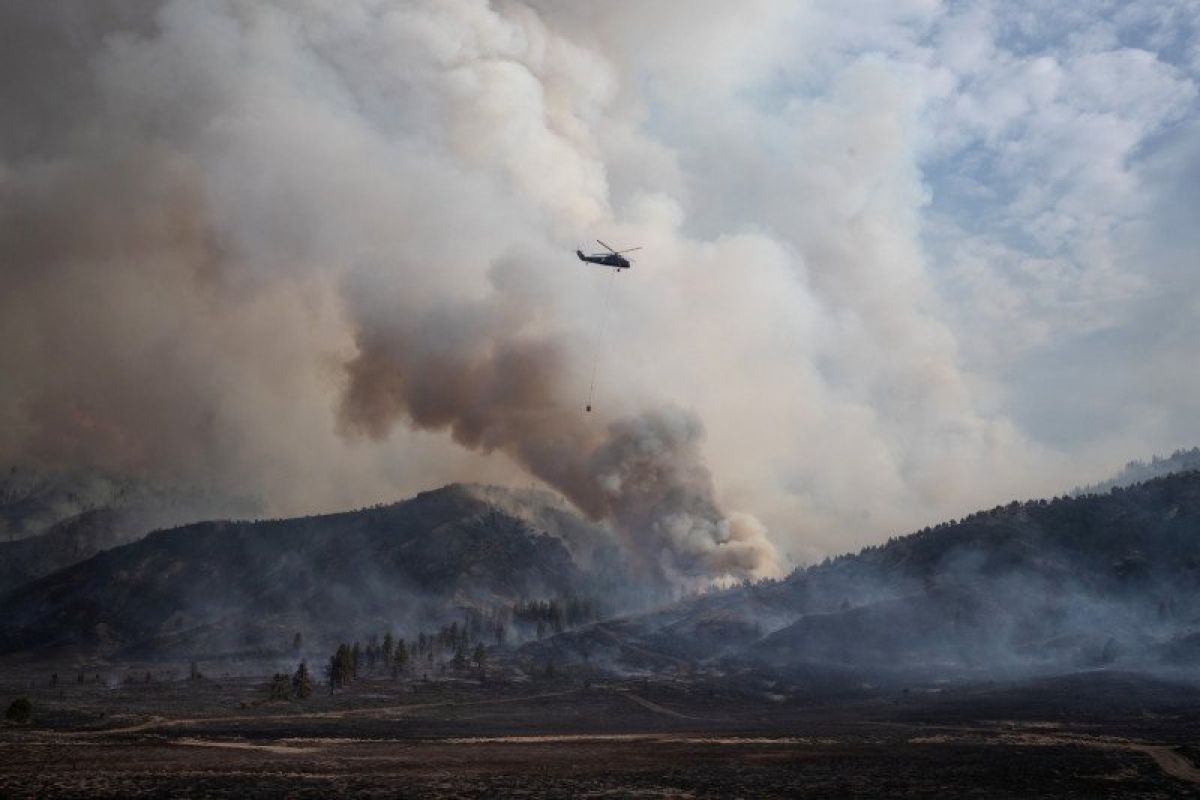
[0,483,630,660]
[0,464,260,596]
[525,469,1200,680]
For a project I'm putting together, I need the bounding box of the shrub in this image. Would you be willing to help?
[268,673,292,701]
[5,697,32,724]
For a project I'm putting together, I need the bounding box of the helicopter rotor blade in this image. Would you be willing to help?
[615,246,642,254]
[596,239,617,254]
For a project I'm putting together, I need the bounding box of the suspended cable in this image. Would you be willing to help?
[585,266,619,413]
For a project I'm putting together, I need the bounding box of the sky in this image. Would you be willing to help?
[2,1,1198,567]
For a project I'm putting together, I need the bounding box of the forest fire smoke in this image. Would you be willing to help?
[339,266,781,580]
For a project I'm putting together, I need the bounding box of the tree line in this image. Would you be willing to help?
[324,628,489,692]
[318,595,600,692]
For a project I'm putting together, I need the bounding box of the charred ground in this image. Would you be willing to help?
[2,663,1199,798]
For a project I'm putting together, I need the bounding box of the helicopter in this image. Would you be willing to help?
[577,240,640,414]
[576,240,641,271]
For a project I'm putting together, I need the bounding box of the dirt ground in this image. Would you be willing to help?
[2,667,1198,798]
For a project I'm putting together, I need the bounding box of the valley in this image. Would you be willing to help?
[3,474,1200,797]
[2,665,1198,798]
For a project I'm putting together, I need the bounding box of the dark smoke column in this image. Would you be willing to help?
[338,263,781,582]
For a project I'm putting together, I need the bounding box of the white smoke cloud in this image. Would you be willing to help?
[1,1,1197,568]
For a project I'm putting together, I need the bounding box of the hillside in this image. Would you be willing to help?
[0,484,630,660]
[8,471,1199,677]
[527,470,1200,680]
[0,465,259,595]
[1074,446,1200,495]
[0,509,145,597]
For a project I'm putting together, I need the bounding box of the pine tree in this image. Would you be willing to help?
[472,643,487,670]
[367,635,379,672]
[292,661,313,699]
[339,644,354,687]
[382,632,395,669]
[393,640,409,677]
[330,643,355,690]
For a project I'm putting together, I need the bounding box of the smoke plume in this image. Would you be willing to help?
[339,257,780,579]
[8,0,1144,571]
[0,1,780,580]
